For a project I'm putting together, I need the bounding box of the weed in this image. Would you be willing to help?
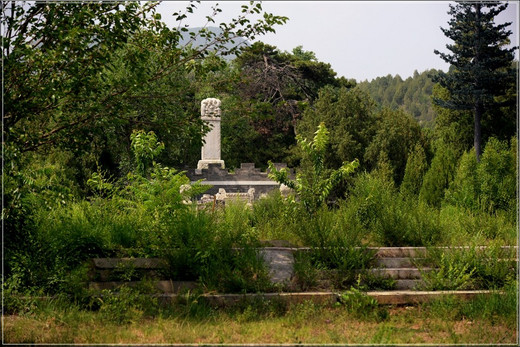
[351,172,442,246]
[420,244,517,290]
[96,285,160,324]
[229,296,288,322]
[420,252,476,290]
[425,282,517,328]
[174,289,213,319]
[337,283,389,322]
[292,251,319,291]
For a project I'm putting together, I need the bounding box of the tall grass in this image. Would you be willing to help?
[420,243,517,290]
[425,281,517,328]
[250,190,302,245]
[349,173,442,246]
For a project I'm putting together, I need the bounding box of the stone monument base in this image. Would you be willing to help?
[197,159,225,170]
[187,162,292,200]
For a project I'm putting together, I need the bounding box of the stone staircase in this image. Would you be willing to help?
[87,246,517,306]
[256,246,434,290]
[370,247,429,290]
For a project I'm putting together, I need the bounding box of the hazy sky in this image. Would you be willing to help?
[157,1,519,82]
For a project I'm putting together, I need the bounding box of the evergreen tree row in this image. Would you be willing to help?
[357,70,440,127]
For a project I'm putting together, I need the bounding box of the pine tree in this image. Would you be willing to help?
[432,2,517,161]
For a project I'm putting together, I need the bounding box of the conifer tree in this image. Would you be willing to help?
[432,2,517,161]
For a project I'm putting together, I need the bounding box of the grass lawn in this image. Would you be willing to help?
[3,296,517,345]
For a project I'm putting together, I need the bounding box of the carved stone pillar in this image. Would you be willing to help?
[197,98,225,170]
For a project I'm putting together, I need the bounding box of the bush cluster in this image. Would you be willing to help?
[4,128,516,309]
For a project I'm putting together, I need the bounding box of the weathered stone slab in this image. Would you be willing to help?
[154,290,500,306]
[200,292,338,307]
[91,258,168,269]
[375,257,420,268]
[394,279,423,290]
[368,268,433,279]
[259,248,294,285]
[89,280,197,293]
[371,247,428,258]
[366,290,496,305]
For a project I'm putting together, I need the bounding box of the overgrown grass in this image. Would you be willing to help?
[3,289,517,344]
[424,281,518,328]
[253,172,516,249]
[419,243,517,290]
[5,153,516,305]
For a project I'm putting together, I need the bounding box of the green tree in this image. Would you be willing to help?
[3,1,287,156]
[268,123,359,214]
[357,69,440,126]
[217,42,346,168]
[477,137,517,214]
[419,141,458,207]
[2,0,288,276]
[431,83,474,155]
[444,137,516,218]
[365,108,428,185]
[444,149,480,210]
[400,143,429,196]
[432,2,517,161]
[296,86,376,170]
[130,130,165,177]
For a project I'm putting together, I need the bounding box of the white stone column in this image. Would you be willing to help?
[197,98,225,170]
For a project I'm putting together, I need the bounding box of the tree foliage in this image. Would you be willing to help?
[365,108,429,185]
[432,1,517,160]
[297,86,376,170]
[2,1,288,267]
[268,123,359,214]
[217,42,350,169]
[419,141,459,207]
[357,70,440,126]
[3,1,287,156]
[400,143,429,197]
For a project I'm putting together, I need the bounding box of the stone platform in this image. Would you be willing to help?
[186,162,292,199]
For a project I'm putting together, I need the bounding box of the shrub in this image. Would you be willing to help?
[400,142,429,196]
[426,282,517,328]
[444,137,517,220]
[477,137,516,216]
[438,204,516,244]
[420,244,517,290]
[96,285,160,324]
[444,149,480,210]
[250,190,301,244]
[337,285,389,322]
[419,141,458,207]
[351,173,442,246]
[291,204,377,289]
[268,122,359,214]
[292,251,320,291]
[158,201,272,293]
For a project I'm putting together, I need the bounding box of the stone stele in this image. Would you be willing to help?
[197,98,225,170]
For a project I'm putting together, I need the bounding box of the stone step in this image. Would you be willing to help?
[394,279,424,290]
[370,246,518,258]
[371,247,427,258]
[152,290,501,307]
[374,257,423,268]
[365,290,498,305]
[91,258,168,269]
[369,268,432,280]
[89,280,197,293]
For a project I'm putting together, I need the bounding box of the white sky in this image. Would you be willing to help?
[157,1,520,82]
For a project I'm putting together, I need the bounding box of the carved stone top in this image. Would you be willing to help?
[201,98,221,119]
